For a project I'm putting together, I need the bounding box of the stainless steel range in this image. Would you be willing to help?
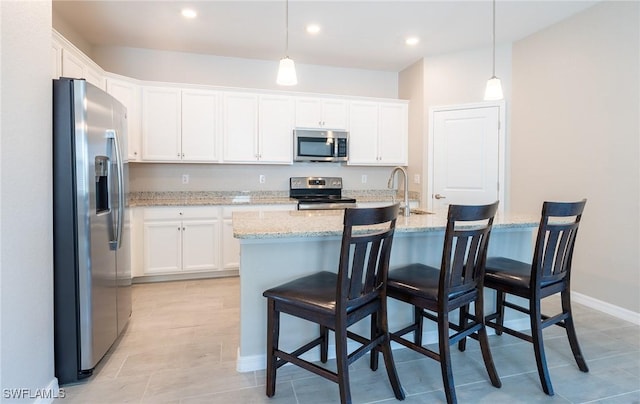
[290,177,357,210]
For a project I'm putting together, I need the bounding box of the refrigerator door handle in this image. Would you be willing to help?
[106,129,125,250]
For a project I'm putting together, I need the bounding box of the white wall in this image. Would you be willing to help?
[423,45,512,109]
[92,46,398,99]
[1,0,56,399]
[398,45,512,208]
[398,59,425,196]
[510,1,639,313]
[52,8,93,57]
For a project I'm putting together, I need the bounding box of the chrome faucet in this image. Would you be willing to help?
[387,166,410,216]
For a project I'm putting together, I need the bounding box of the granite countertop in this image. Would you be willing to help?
[128,190,419,207]
[232,209,539,239]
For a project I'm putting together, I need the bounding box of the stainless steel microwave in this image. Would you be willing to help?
[293,129,348,162]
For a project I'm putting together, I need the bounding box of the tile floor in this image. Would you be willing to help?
[58,277,640,403]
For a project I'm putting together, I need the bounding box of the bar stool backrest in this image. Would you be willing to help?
[441,202,500,301]
[532,199,587,289]
[337,204,399,313]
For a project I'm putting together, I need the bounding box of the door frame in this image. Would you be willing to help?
[425,101,506,212]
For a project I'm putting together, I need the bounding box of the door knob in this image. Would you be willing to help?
[434,194,446,200]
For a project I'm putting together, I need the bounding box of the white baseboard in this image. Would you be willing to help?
[572,291,640,326]
[236,349,265,372]
[132,270,239,284]
[29,378,62,404]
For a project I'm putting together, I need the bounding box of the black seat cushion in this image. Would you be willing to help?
[263,271,337,314]
[387,263,440,302]
[484,256,532,290]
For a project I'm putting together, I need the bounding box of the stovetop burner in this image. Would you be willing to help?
[290,177,357,210]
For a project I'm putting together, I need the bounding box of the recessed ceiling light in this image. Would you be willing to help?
[405,37,419,46]
[306,24,321,34]
[181,8,197,19]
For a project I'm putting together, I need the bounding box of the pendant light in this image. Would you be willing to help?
[484,0,503,100]
[276,0,297,86]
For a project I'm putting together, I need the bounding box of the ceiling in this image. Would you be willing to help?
[52,0,599,72]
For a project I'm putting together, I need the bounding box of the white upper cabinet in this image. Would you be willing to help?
[223,92,259,162]
[61,49,84,80]
[222,93,293,164]
[295,97,348,130]
[61,50,105,90]
[348,101,379,164]
[182,90,220,162]
[142,87,220,162]
[107,78,141,161]
[142,87,182,161]
[348,101,408,166]
[377,103,408,165]
[258,95,294,164]
[53,30,410,168]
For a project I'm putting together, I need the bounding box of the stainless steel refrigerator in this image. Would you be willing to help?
[53,78,131,385]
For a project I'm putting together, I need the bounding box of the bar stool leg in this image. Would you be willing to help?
[457,304,469,352]
[370,312,379,371]
[561,290,589,372]
[266,299,279,397]
[438,312,456,404]
[475,296,501,388]
[414,307,424,346]
[335,320,352,404]
[320,325,329,363]
[531,298,554,396]
[495,291,505,335]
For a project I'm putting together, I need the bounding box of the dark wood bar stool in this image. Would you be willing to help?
[262,204,405,404]
[382,202,501,404]
[483,199,589,396]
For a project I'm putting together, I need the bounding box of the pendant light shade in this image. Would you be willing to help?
[484,76,503,100]
[277,57,297,86]
[484,0,503,101]
[276,0,297,86]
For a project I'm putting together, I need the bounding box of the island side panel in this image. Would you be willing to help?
[238,236,342,372]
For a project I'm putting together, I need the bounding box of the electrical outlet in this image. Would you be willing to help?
[259,175,266,184]
[361,174,367,184]
[182,174,189,184]
[413,174,420,184]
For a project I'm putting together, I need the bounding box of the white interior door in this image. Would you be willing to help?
[429,104,504,211]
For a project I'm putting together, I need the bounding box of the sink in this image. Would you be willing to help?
[398,207,433,215]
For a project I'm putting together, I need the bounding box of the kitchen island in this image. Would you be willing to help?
[232,208,539,372]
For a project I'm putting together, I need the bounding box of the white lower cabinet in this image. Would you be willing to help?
[143,206,220,275]
[141,204,295,277]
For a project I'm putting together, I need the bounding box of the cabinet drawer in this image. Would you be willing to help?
[144,206,220,220]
